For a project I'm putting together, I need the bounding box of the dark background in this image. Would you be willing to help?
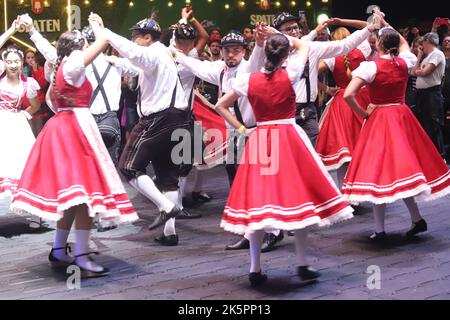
[331,0,445,29]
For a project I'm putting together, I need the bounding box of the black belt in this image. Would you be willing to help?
[296,102,315,109]
[417,85,442,92]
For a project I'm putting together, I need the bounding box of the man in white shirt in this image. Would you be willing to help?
[93,15,193,246]
[412,32,446,157]
[175,31,264,185]
[81,26,139,166]
[273,12,375,147]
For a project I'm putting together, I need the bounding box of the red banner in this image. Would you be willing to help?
[31,0,44,14]
[260,0,270,11]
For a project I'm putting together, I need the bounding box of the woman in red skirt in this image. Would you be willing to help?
[343,25,450,241]
[316,26,372,187]
[11,17,138,276]
[215,33,354,287]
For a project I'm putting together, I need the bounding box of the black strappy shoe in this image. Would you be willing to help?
[74,252,110,278]
[49,244,73,268]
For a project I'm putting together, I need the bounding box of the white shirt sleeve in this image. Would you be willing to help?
[323,58,335,72]
[62,50,86,88]
[424,50,443,68]
[313,27,371,60]
[245,43,265,73]
[104,28,161,72]
[357,40,372,59]
[114,58,141,77]
[26,77,40,99]
[352,61,377,83]
[231,74,251,97]
[399,51,418,71]
[301,30,317,42]
[29,28,58,64]
[176,54,223,86]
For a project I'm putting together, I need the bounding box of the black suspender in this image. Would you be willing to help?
[220,69,245,125]
[90,63,113,112]
[301,60,311,103]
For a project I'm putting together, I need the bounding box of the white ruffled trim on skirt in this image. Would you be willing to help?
[11,197,139,224]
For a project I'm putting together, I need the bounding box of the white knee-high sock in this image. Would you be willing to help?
[74,229,103,272]
[130,175,174,213]
[74,229,90,257]
[53,229,70,249]
[403,197,423,223]
[163,191,179,236]
[295,229,309,267]
[192,169,204,193]
[52,229,72,263]
[373,204,386,233]
[248,231,265,273]
[337,163,349,190]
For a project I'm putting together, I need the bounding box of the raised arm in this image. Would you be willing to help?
[103,55,140,78]
[182,7,209,55]
[90,14,160,72]
[82,14,109,67]
[174,50,223,85]
[328,18,368,30]
[19,15,57,64]
[0,18,20,48]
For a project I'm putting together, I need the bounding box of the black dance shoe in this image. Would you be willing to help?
[249,271,268,287]
[154,233,179,246]
[297,266,321,281]
[177,209,202,220]
[406,219,428,237]
[261,232,284,253]
[48,244,73,268]
[225,237,249,250]
[148,206,181,231]
[369,232,388,242]
[74,252,110,278]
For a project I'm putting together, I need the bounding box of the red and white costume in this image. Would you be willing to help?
[220,64,354,235]
[316,42,372,171]
[0,63,39,200]
[342,51,450,204]
[10,51,138,224]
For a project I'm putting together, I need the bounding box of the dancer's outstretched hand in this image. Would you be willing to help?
[18,14,34,32]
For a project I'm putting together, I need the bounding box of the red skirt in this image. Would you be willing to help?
[10,108,138,223]
[316,87,371,171]
[342,105,450,205]
[220,119,354,235]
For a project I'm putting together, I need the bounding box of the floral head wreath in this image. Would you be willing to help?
[1,47,24,61]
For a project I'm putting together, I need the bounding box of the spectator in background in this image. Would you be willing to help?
[242,25,255,61]
[209,27,221,40]
[367,33,379,61]
[431,18,450,45]
[442,35,450,160]
[242,25,254,43]
[403,26,421,46]
[315,28,331,42]
[208,36,222,62]
[412,32,446,158]
[21,49,49,137]
[406,36,424,112]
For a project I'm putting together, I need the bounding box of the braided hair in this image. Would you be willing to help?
[51,30,85,106]
[264,34,290,73]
